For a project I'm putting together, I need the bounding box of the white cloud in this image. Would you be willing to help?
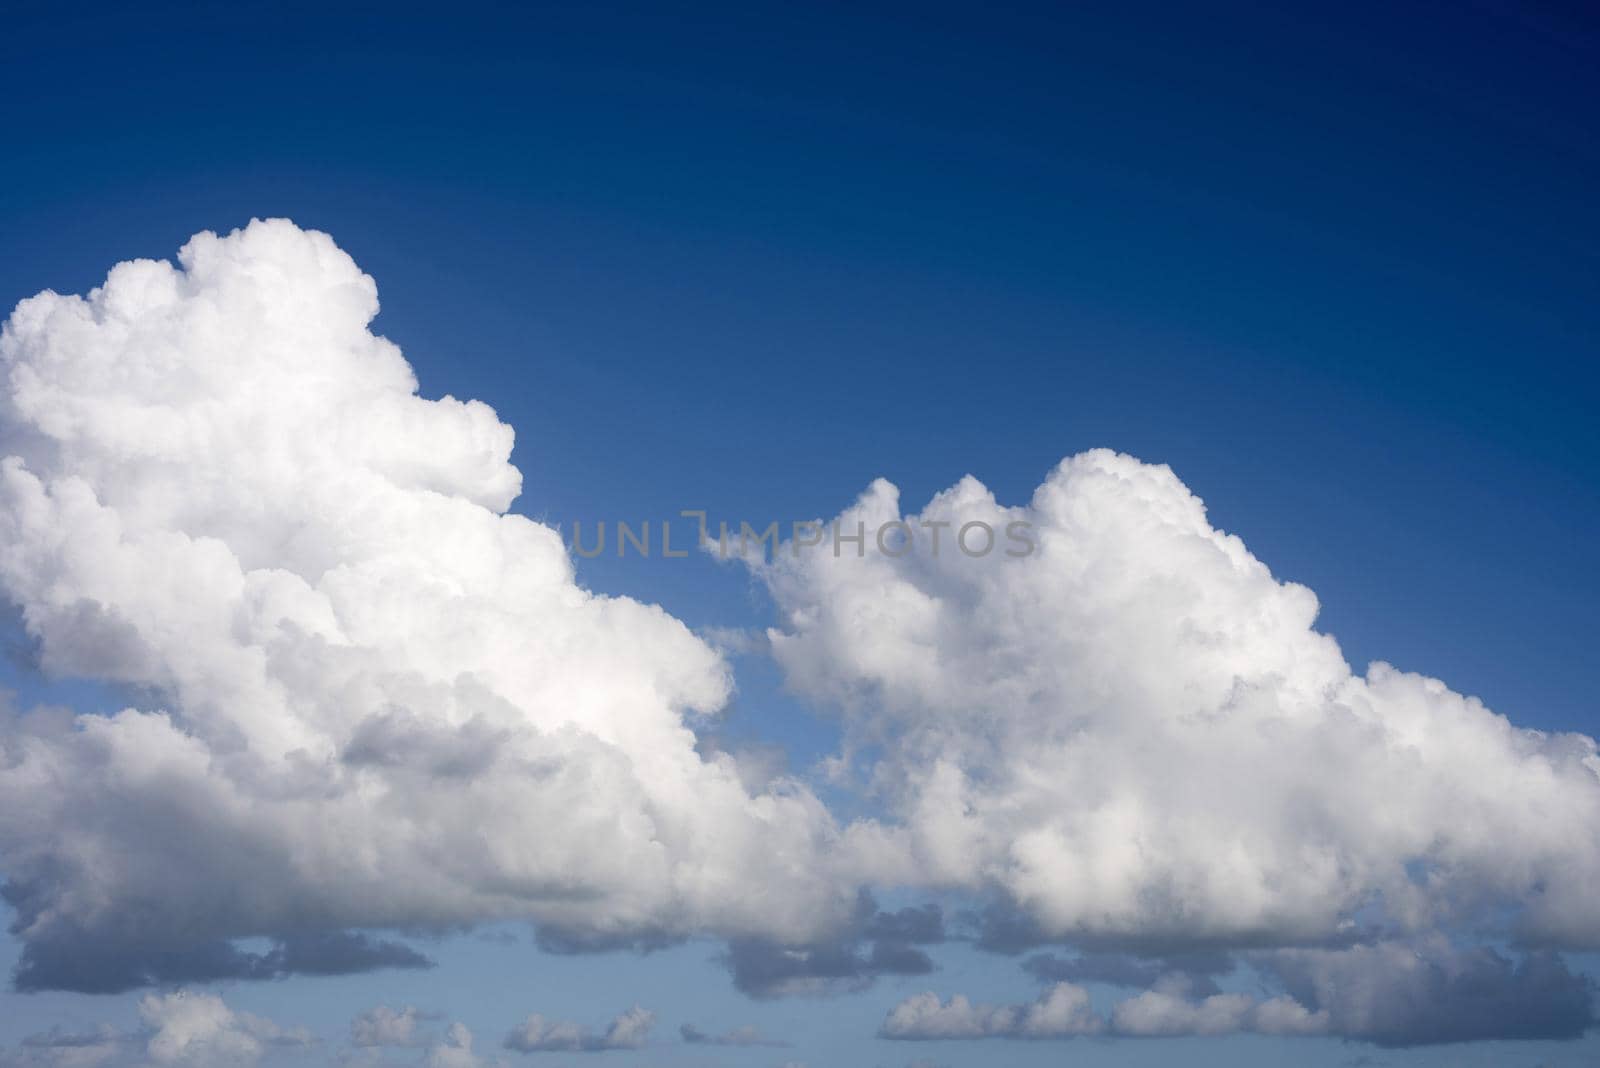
[880,978,1324,1043]
[1107,974,1326,1037]
[747,453,1600,948]
[3,217,1598,1051]
[880,983,1103,1039]
[425,1023,498,1068]
[350,1005,427,1048]
[0,220,861,990]
[140,991,311,1066]
[0,992,310,1068]
[503,1006,653,1053]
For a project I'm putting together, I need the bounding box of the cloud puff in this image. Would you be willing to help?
[1108,974,1327,1038]
[878,977,1320,1044]
[747,453,1600,949]
[880,983,1104,1040]
[0,992,311,1068]
[140,991,312,1067]
[426,1023,499,1068]
[502,1007,653,1053]
[0,220,864,991]
[350,1005,430,1048]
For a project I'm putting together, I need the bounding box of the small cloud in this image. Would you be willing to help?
[504,1007,654,1053]
[351,1005,434,1048]
[880,983,1104,1040]
[679,1022,787,1047]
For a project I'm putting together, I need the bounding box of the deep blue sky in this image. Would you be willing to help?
[1,2,1597,1064]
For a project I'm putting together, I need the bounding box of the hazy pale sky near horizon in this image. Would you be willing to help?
[1,3,1597,1067]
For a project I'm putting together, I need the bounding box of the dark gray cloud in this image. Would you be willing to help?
[960,901,1050,955]
[1023,949,1236,996]
[722,937,926,998]
[865,903,945,945]
[1261,940,1596,1046]
[6,923,432,994]
[720,892,943,997]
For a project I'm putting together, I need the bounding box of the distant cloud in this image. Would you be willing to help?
[1108,975,1326,1038]
[351,1005,431,1048]
[883,940,1596,1046]
[0,1025,122,1068]
[679,1022,787,1047]
[881,983,1103,1040]
[503,1007,653,1053]
[141,991,313,1067]
[0,992,310,1068]
[426,1022,498,1068]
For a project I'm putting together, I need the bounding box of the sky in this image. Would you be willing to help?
[0,2,1596,1066]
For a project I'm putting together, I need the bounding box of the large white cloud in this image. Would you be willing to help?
[3,218,1598,1046]
[748,452,1600,949]
[0,220,860,990]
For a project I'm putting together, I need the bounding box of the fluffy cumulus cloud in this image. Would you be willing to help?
[880,983,1104,1040]
[1107,974,1327,1038]
[880,977,1322,1042]
[748,455,1600,950]
[139,991,312,1066]
[424,1023,498,1068]
[350,1005,429,1048]
[4,219,1599,1051]
[0,991,312,1068]
[502,1007,653,1053]
[0,220,865,992]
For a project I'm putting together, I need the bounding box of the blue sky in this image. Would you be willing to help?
[0,3,1597,1066]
